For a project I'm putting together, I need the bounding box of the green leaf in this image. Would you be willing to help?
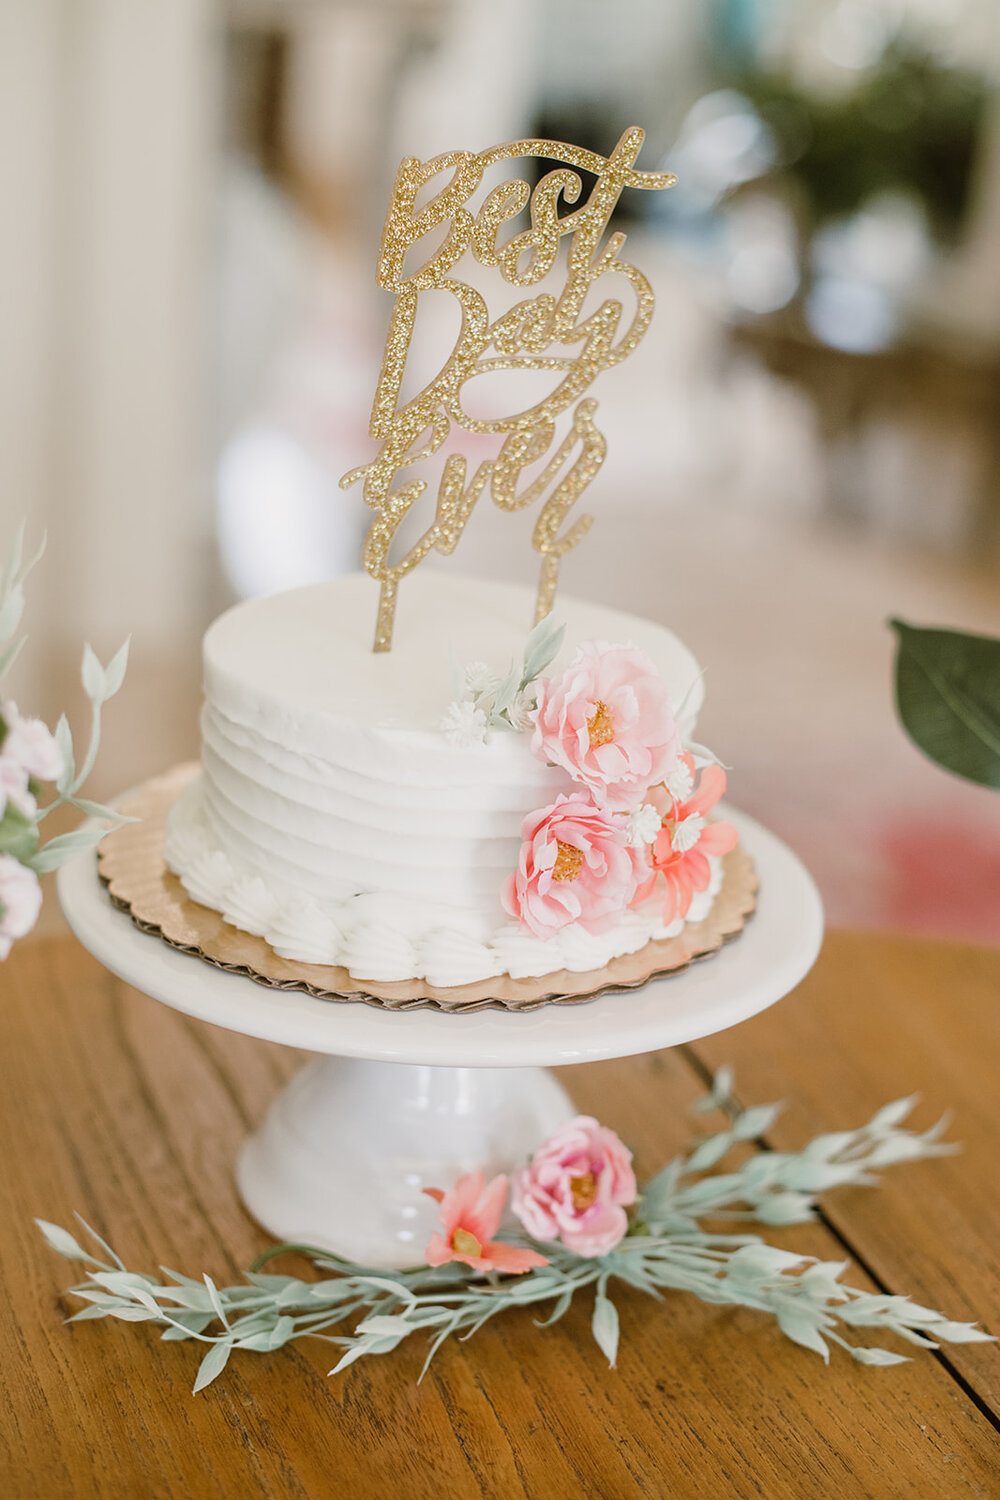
[36,1220,89,1260]
[776,1310,829,1361]
[849,1345,910,1366]
[53,715,75,794]
[0,634,26,681]
[521,615,565,686]
[80,644,106,703]
[101,637,130,699]
[193,1340,231,1394]
[0,806,39,863]
[591,1285,619,1367]
[29,826,103,875]
[890,619,1000,789]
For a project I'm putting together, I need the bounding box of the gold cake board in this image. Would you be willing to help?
[97,764,758,1014]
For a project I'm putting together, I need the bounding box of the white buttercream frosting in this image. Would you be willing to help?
[164,571,721,986]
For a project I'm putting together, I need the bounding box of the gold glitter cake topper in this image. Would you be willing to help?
[341,127,676,651]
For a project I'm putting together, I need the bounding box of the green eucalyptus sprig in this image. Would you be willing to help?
[38,1079,991,1393]
[0,524,132,883]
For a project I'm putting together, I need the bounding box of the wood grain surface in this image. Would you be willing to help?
[0,931,998,1499]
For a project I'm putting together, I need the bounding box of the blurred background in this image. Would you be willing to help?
[2,0,999,941]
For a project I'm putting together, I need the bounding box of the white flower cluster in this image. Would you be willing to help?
[0,525,130,958]
[441,614,565,748]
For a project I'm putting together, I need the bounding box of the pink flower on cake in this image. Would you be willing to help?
[531,641,681,812]
[0,855,42,959]
[502,792,648,939]
[511,1116,637,1256]
[632,753,738,925]
[424,1170,549,1274]
[1,701,63,784]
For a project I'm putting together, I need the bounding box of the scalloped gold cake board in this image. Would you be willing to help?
[97,765,758,1014]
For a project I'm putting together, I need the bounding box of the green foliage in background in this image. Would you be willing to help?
[737,42,988,240]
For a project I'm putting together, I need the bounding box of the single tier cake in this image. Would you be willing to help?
[164,571,737,989]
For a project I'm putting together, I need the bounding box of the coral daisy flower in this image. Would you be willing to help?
[632,753,738,924]
[424,1170,549,1274]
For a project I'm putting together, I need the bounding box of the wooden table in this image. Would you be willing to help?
[1,930,998,1498]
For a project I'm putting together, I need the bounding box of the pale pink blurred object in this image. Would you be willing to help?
[501,792,648,938]
[531,641,681,811]
[1,701,63,783]
[0,855,42,959]
[0,755,35,818]
[424,1169,549,1274]
[511,1115,637,1256]
[633,752,738,925]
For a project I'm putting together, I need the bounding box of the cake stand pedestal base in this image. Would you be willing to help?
[236,1058,575,1266]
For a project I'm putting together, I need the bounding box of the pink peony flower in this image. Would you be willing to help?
[424,1170,549,1274]
[501,792,648,939]
[531,641,681,811]
[511,1116,637,1257]
[1,701,63,783]
[632,753,738,925]
[0,855,42,959]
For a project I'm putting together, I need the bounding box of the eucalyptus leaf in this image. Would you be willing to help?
[0,806,39,863]
[890,619,1000,789]
[0,588,25,644]
[53,715,75,794]
[521,615,565,686]
[35,1220,89,1261]
[28,826,104,874]
[101,638,130,700]
[849,1346,910,1366]
[591,1285,620,1367]
[775,1310,830,1361]
[193,1340,232,1394]
[80,643,107,703]
[0,634,26,681]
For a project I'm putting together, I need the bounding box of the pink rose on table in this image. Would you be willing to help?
[424,1170,549,1275]
[1,701,63,783]
[531,642,681,811]
[501,793,647,939]
[511,1116,637,1256]
[0,855,42,959]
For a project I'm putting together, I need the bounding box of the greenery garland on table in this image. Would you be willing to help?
[38,1074,992,1393]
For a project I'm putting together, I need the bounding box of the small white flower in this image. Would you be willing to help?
[505,689,536,734]
[671,812,705,855]
[628,802,662,847]
[662,756,695,804]
[440,699,489,748]
[0,854,42,959]
[463,661,495,696]
[0,754,36,819]
[1,700,63,783]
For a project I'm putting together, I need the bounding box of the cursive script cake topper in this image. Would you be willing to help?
[340,127,676,652]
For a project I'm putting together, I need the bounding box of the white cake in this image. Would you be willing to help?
[164,571,725,988]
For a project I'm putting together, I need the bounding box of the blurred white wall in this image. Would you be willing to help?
[0,0,219,689]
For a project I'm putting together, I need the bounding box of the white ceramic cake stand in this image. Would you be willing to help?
[58,806,822,1268]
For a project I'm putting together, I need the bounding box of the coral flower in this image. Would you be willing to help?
[424,1170,549,1274]
[511,1116,637,1257]
[531,641,681,811]
[632,753,738,925]
[502,792,648,939]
